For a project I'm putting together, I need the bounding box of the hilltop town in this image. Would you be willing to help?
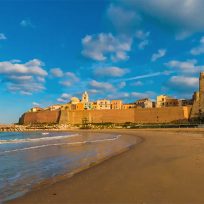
[29,89,193,113]
[19,72,204,126]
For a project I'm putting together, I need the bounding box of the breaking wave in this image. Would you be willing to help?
[0,135,121,155]
[0,134,79,144]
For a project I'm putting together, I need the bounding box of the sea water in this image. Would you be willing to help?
[0,131,136,203]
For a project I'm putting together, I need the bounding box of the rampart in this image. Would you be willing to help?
[19,106,192,125]
[19,110,60,124]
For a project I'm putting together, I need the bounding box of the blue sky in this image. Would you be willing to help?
[1,0,204,123]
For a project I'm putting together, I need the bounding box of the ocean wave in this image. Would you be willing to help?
[0,134,79,144]
[0,135,121,155]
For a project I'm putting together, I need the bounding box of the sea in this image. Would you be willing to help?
[0,131,136,203]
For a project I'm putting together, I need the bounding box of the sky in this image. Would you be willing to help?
[1,0,204,123]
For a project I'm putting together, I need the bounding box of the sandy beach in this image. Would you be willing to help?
[7,128,204,204]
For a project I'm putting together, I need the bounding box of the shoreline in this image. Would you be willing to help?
[6,128,204,203]
[3,132,142,203]
[29,134,143,192]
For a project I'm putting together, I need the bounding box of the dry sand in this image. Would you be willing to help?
[7,129,204,204]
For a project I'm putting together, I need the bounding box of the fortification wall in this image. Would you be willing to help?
[19,110,60,124]
[20,106,192,125]
[59,106,191,125]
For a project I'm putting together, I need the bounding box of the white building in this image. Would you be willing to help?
[96,99,111,110]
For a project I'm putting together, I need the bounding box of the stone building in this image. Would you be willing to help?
[191,72,204,119]
[135,98,153,108]
[76,102,84,110]
[111,100,123,109]
[84,102,93,110]
[156,95,178,107]
[70,97,80,105]
[29,107,43,112]
[96,99,111,110]
[178,99,193,106]
[122,103,136,109]
[46,105,61,111]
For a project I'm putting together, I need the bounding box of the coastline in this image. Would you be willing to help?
[7,128,204,203]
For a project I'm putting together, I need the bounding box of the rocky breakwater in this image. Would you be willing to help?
[0,125,27,132]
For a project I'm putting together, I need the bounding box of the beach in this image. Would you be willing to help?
[7,128,204,204]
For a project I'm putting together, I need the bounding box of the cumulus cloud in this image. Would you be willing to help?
[166,59,204,73]
[89,80,115,92]
[0,59,47,95]
[109,0,204,39]
[50,68,64,77]
[167,76,199,93]
[0,59,47,76]
[135,30,150,50]
[190,36,204,55]
[94,66,129,77]
[0,33,7,40]
[59,72,79,87]
[57,93,71,103]
[81,33,132,62]
[106,4,141,34]
[151,49,166,62]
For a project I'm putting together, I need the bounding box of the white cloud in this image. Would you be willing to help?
[107,92,130,100]
[59,72,79,87]
[32,102,40,106]
[167,76,199,93]
[131,81,143,86]
[166,59,204,73]
[65,72,79,82]
[81,33,132,62]
[109,0,204,39]
[0,59,47,76]
[135,30,150,50]
[20,19,34,28]
[135,30,150,40]
[0,59,47,94]
[88,89,101,94]
[94,66,129,77]
[89,80,115,92]
[138,40,149,50]
[118,81,126,88]
[50,68,63,77]
[0,33,7,40]
[106,4,141,34]
[57,93,71,103]
[131,91,156,99]
[190,36,204,55]
[151,49,166,62]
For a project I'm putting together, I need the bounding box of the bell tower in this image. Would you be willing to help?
[199,72,204,114]
[82,91,89,103]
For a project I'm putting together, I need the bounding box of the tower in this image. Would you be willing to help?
[199,72,204,114]
[82,91,89,103]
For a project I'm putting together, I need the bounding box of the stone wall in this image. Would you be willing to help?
[59,106,191,125]
[20,106,191,125]
[19,110,60,124]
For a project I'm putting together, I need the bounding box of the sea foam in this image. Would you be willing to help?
[0,134,79,144]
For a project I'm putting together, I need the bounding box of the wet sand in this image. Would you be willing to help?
[8,129,204,204]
